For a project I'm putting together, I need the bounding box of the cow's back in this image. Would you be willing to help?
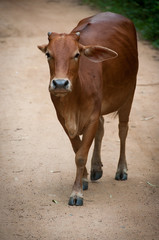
[72,12,137,62]
[72,12,138,114]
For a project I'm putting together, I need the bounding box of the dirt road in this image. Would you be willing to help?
[0,0,159,239]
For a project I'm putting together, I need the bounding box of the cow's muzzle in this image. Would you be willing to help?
[49,78,71,95]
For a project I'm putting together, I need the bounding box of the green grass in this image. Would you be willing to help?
[82,0,159,49]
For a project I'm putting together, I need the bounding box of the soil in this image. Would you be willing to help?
[0,0,159,240]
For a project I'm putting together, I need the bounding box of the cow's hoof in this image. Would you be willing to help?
[91,170,103,181]
[68,196,83,206]
[115,171,128,181]
[82,180,88,191]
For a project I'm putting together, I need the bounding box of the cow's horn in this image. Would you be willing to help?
[48,32,52,36]
[76,32,80,36]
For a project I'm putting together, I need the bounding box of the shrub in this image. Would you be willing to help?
[82,0,159,48]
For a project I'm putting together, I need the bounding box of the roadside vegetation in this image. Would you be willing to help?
[82,0,159,49]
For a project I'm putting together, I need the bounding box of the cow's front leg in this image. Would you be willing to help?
[68,120,98,206]
[68,155,86,206]
[69,136,88,191]
[91,116,104,181]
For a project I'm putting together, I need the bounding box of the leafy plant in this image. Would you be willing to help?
[82,0,159,49]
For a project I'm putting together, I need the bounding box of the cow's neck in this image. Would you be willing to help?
[61,95,80,138]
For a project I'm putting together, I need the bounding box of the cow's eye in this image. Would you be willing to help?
[46,52,51,59]
[74,53,80,59]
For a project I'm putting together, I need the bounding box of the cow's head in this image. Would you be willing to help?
[38,32,117,97]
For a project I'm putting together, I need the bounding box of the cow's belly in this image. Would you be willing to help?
[101,98,121,115]
[101,85,134,115]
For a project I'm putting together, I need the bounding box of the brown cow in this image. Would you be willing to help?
[38,12,138,206]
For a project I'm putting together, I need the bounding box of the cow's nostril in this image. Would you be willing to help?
[64,80,69,87]
[53,80,57,88]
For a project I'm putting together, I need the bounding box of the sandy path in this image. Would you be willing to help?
[0,0,159,239]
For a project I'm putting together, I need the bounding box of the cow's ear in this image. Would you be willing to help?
[83,45,118,62]
[37,44,47,53]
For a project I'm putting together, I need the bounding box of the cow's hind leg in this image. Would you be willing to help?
[115,93,135,181]
[115,120,128,180]
[91,116,104,181]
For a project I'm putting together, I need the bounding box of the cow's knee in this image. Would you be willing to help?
[76,157,85,167]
